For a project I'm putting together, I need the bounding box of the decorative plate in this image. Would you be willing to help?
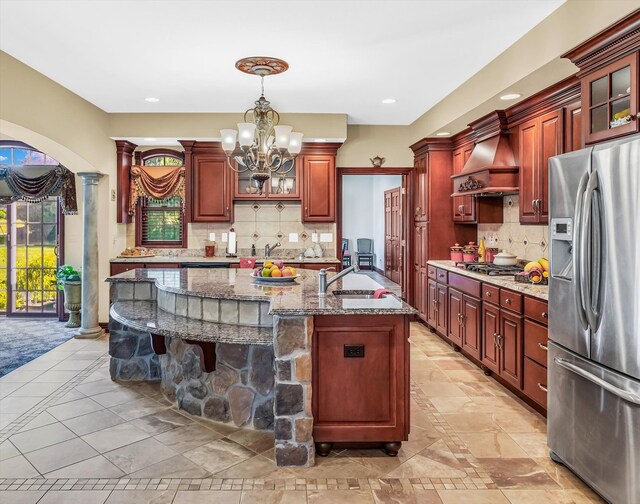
[250,273,300,283]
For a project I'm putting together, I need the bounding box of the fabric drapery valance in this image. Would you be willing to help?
[128,164,186,215]
[0,165,78,214]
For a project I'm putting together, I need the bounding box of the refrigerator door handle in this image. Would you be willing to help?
[590,180,604,331]
[582,171,599,331]
[573,172,590,330]
[554,357,640,405]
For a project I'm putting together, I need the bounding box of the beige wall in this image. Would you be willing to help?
[0,51,120,323]
[409,0,640,141]
[337,125,413,167]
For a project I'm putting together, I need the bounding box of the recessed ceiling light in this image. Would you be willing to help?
[381,98,396,104]
[144,138,157,142]
[436,131,451,137]
[500,93,522,101]
[145,97,160,103]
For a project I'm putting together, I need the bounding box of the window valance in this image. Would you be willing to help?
[128,164,185,215]
[0,164,78,214]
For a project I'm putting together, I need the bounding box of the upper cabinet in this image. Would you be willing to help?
[517,109,563,224]
[234,158,301,200]
[452,142,475,223]
[180,141,233,223]
[301,143,341,223]
[562,11,640,144]
[413,152,428,222]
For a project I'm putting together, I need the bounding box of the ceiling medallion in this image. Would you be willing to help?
[220,57,303,195]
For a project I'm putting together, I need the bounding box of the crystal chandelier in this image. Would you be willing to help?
[220,57,303,194]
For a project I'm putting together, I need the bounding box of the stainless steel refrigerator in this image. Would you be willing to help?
[548,134,640,504]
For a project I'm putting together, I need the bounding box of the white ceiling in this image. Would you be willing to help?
[0,0,565,125]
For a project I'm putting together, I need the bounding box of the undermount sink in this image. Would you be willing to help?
[332,290,386,300]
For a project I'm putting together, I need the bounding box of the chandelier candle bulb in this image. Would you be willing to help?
[238,123,257,147]
[220,129,238,152]
[274,125,293,149]
[289,132,303,154]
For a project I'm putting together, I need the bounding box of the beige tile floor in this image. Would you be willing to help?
[0,321,605,503]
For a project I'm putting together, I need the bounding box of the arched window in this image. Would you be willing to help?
[135,149,186,248]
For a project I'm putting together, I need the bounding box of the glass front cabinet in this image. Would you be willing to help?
[233,158,301,200]
[582,52,638,144]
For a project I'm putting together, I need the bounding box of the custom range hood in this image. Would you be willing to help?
[451,110,518,197]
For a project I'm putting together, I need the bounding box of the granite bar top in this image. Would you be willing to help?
[427,260,548,301]
[110,301,273,345]
[108,268,416,316]
[111,256,341,264]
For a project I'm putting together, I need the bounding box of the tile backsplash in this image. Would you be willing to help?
[126,202,337,258]
[477,195,549,262]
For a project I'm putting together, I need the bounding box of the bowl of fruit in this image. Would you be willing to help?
[251,261,299,282]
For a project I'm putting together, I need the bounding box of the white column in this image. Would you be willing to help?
[75,172,104,339]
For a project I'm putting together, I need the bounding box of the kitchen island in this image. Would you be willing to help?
[107,267,415,466]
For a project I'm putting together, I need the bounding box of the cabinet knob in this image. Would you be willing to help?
[537,383,548,393]
[538,342,548,351]
[486,291,491,297]
[505,298,511,305]
[542,311,548,319]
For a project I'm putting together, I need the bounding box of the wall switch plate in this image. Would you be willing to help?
[209,233,216,242]
[311,233,318,243]
[222,233,228,242]
[320,233,333,242]
[289,233,299,243]
[110,189,116,201]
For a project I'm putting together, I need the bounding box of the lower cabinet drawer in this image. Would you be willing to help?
[524,319,548,367]
[523,357,547,409]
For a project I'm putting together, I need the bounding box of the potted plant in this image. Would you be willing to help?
[57,264,81,328]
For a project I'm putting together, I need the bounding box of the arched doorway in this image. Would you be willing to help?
[0,141,64,318]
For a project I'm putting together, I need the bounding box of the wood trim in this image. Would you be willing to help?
[178,141,196,222]
[99,322,109,333]
[562,9,640,75]
[505,76,581,126]
[409,137,452,155]
[115,140,137,224]
[300,142,342,156]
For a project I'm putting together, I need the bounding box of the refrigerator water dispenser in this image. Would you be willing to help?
[551,218,573,279]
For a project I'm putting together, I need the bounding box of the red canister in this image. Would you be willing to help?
[450,243,463,262]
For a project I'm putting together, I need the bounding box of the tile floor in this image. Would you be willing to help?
[0,321,605,503]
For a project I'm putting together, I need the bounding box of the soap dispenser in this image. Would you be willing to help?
[251,244,256,257]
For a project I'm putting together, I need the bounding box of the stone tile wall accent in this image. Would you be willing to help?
[126,201,337,257]
[159,338,275,430]
[273,315,315,467]
[477,195,549,261]
[155,291,273,327]
[108,318,161,381]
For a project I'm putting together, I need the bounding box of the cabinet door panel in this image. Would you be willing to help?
[481,303,500,374]
[414,154,427,222]
[564,102,583,153]
[420,269,428,322]
[192,156,232,222]
[303,155,335,222]
[427,278,437,327]
[447,288,463,346]
[518,120,538,223]
[538,110,563,222]
[436,283,448,336]
[462,296,481,360]
[500,310,523,388]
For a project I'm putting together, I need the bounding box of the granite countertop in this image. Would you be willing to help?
[110,301,273,345]
[108,268,416,316]
[427,260,548,301]
[111,255,341,264]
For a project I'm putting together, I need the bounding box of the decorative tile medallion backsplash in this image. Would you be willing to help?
[126,202,337,257]
[477,196,549,261]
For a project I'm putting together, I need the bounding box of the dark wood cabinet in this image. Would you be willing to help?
[518,109,562,224]
[452,145,475,223]
[564,101,584,153]
[312,314,410,447]
[435,282,448,336]
[500,309,523,388]
[481,302,500,374]
[413,223,429,321]
[523,296,549,410]
[413,153,427,222]
[581,53,639,144]
[427,278,437,327]
[447,288,463,347]
[110,262,180,276]
[234,158,301,201]
[461,295,481,360]
[302,154,336,222]
[562,11,640,144]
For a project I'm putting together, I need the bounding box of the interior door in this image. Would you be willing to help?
[390,187,401,284]
[384,189,392,279]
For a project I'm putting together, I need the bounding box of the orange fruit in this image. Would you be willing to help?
[271,269,282,278]
[282,269,292,277]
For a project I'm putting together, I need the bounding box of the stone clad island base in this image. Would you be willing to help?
[107,267,415,467]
